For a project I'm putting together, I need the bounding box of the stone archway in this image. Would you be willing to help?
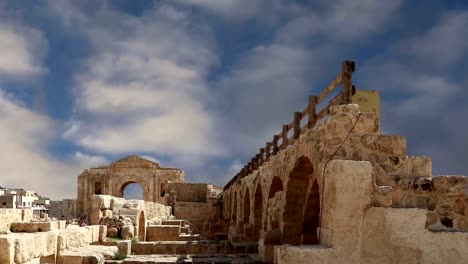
[243,188,251,225]
[302,180,320,245]
[232,192,238,223]
[254,184,263,239]
[265,176,283,231]
[282,156,314,245]
[138,211,146,241]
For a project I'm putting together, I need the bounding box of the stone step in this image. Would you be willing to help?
[105,254,265,264]
[131,241,258,255]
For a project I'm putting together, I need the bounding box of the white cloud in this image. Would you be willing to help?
[64,4,226,160]
[397,11,468,68]
[0,91,104,199]
[0,21,46,78]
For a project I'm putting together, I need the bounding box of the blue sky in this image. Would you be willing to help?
[0,0,467,199]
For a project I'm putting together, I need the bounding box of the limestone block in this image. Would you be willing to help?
[59,255,83,264]
[146,225,180,241]
[433,176,467,196]
[0,236,14,264]
[40,254,56,264]
[107,227,118,238]
[121,225,134,239]
[373,186,393,207]
[98,225,107,242]
[14,234,36,263]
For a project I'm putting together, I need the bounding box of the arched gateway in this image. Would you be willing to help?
[77,155,184,215]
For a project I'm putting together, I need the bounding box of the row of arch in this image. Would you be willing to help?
[224,156,321,246]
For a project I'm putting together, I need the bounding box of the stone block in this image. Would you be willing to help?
[59,255,83,264]
[373,186,393,207]
[121,225,134,239]
[0,236,14,264]
[98,225,107,242]
[146,225,180,241]
[433,176,467,195]
[40,254,56,264]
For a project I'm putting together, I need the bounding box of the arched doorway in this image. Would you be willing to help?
[302,180,320,244]
[94,182,102,194]
[254,184,263,239]
[121,182,144,200]
[243,188,251,225]
[282,156,314,245]
[138,211,146,241]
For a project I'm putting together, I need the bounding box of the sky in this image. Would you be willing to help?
[0,0,467,200]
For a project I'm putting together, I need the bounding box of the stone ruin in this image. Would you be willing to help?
[1,60,468,263]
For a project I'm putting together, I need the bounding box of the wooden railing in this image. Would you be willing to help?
[223,60,356,191]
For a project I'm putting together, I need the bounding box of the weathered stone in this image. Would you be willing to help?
[107,227,118,238]
[121,225,134,239]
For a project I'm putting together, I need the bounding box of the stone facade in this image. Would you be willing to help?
[76,155,185,216]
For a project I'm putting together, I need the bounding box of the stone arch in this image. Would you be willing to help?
[282,156,314,245]
[254,183,263,239]
[138,210,146,241]
[114,176,150,201]
[243,188,251,225]
[302,180,320,245]
[268,176,283,198]
[265,176,284,231]
[232,192,238,222]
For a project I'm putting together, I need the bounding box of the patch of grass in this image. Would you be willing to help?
[131,237,139,243]
[112,251,127,260]
[107,237,123,242]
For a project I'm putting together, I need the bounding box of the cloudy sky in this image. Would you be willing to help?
[0,0,467,199]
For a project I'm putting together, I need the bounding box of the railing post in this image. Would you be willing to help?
[259,148,265,165]
[265,143,271,161]
[273,135,279,155]
[293,112,301,139]
[282,125,288,148]
[342,60,355,104]
[308,95,318,128]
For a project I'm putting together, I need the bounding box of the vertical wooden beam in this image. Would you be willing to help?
[282,125,288,148]
[273,135,279,155]
[308,95,318,128]
[293,112,301,139]
[342,60,355,104]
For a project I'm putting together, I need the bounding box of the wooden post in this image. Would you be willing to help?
[293,112,301,139]
[259,148,265,165]
[265,143,271,160]
[282,125,288,148]
[273,135,279,155]
[308,95,318,128]
[342,60,355,104]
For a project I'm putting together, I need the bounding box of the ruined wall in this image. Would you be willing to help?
[0,209,33,233]
[48,199,77,219]
[0,225,103,264]
[166,183,208,202]
[222,104,468,263]
[174,201,217,220]
[274,160,468,264]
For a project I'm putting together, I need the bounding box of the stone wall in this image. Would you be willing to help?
[48,199,77,219]
[0,209,33,233]
[166,183,208,202]
[174,201,217,220]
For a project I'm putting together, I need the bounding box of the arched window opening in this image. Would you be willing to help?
[94,182,102,195]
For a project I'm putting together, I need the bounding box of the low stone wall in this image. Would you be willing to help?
[10,220,67,233]
[0,209,33,233]
[0,225,104,264]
